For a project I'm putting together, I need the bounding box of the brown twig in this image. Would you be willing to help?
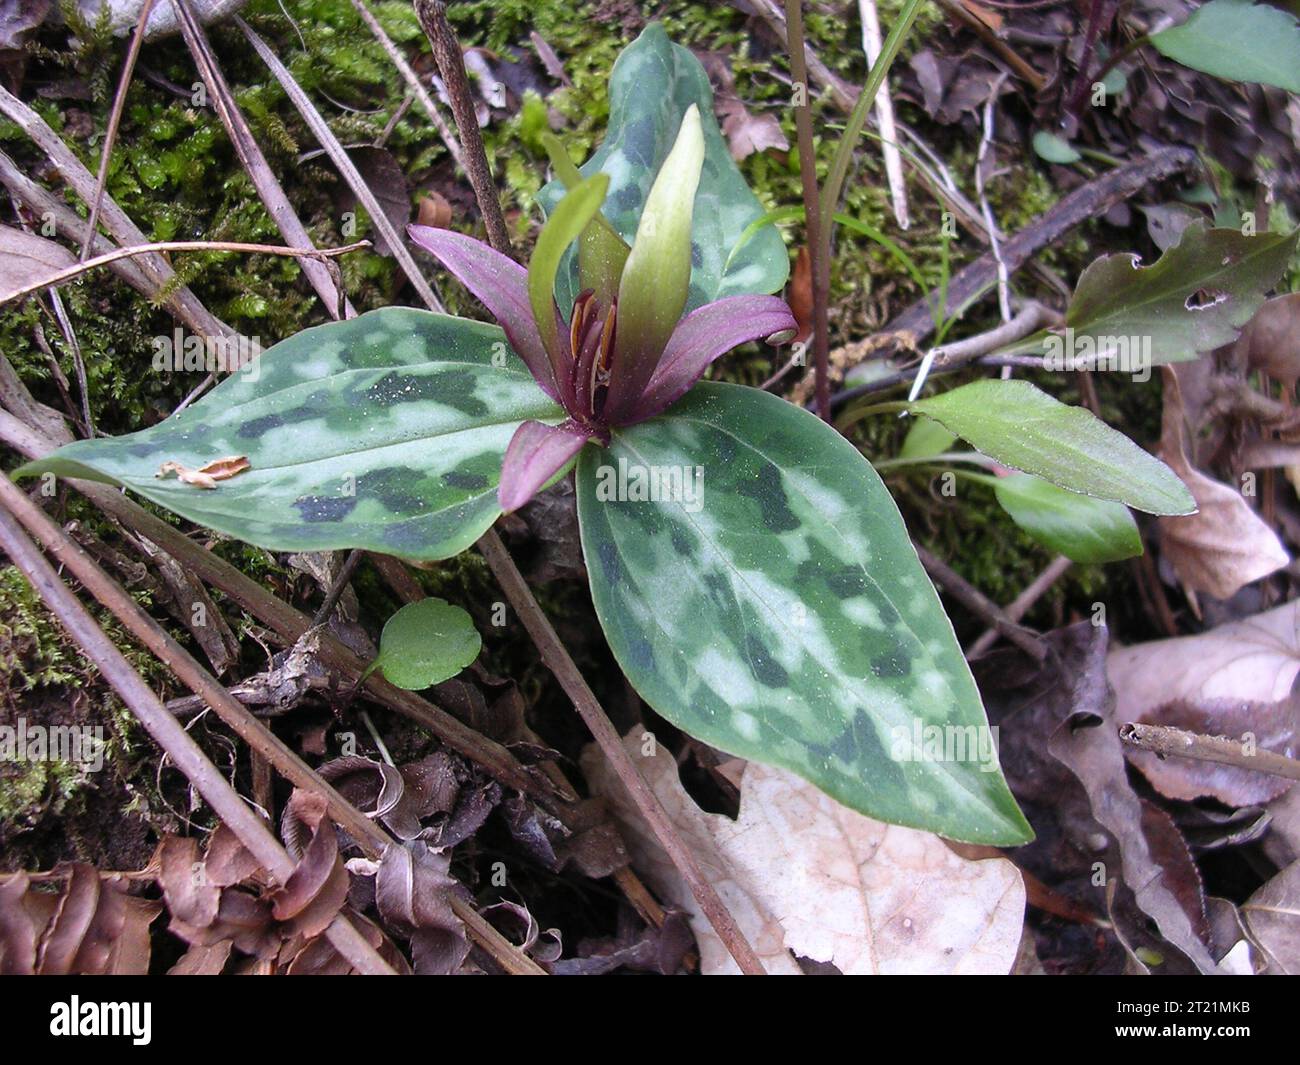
[1119,722,1300,783]
[477,531,766,974]
[236,16,446,313]
[1,239,370,308]
[0,504,394,975]
[838,146,1199,396]
[413,1,514,256]
[350,0,467,173]
[968,554,1072,657]
[0,82,231,340]
[914,544,1046,661]
[173,0,354,319]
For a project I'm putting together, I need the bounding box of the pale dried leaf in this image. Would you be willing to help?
[583,731,1026,975]
[155,456,250,490]
[0,225,77,302]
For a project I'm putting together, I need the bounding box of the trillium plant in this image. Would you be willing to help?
[27,24,1253,847]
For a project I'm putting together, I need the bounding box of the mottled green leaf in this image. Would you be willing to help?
[909,380,1194,516]
[1152,0,1300,93]
[373,598,481,690]
[15,308,561,559]
[577,382,1032,846]
[969,471,1142,564]
[538,23,788,315]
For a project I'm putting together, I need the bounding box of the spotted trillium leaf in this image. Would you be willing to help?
[908,380,1195,516]
[16,308,561,560]
[537,23,788,316]
[576,382,1033,846]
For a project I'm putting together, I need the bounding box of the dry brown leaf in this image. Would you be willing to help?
[155,455,250,489]
[717,97,788,162]
[1158,367,1287,601]
[1243,859,1300,974]
[583,730,1025,975]
[1108,600,1300,805]
[0,225,77,302]
[1234,292,1300,388]
[416,190,453,229]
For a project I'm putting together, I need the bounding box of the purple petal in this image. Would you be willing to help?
[408,225,560,402]
[611,295,797,424]
[498,419,592,512]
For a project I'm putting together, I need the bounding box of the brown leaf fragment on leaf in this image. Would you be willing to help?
[168,940,234,975]
[1108,600,1300,806]
[1158,367,1287,601]
[584,731,1025,975]
[155,455,250,490]
[156,836,221,933]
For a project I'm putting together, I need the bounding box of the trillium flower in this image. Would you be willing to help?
[409,105,797,512]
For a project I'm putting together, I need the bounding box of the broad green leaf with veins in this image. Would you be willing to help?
[537,23,788,316]
[577,382,1033,846]
[17,308,562,559]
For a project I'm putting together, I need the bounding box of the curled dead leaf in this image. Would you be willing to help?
[155,455,251,490]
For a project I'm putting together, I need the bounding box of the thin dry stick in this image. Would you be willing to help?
[236,16,446,313]
[0,475,544,975]
[411,6,764,973]
[968,554,1072,657]
[857,0,909,229]
[81,0,159,259]
[1119,722,1300,783]
[349,0,467,173]
[172,0,353,318]
[0,505,394,975]
[1,239,369,308]
[413,1,513,255]
[915,544,1046,661]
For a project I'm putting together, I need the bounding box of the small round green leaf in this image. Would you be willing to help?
[1032,131,1081,165]
[374,599,481,690]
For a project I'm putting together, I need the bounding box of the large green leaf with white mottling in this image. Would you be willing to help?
[577,382,1033,846]
[15,308,561,560]
[537,23,788,315]
[908,380,1195,516]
